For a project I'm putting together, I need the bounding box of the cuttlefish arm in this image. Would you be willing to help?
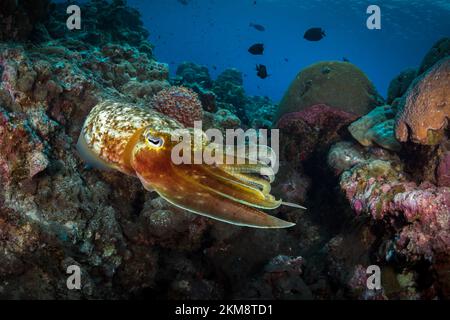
[132,148,296,228]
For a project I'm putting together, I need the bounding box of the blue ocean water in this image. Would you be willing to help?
[127,0,450,102]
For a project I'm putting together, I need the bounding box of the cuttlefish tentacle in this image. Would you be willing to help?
[78,100,304,228]
[173,163,281,209]
[133,151,292,228]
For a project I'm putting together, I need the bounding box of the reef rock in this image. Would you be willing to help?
[387,68,417,104]
[246,95,277,129]
[437,151,450,187]
[276,104,358,164]
[349,105,401,151]
[276,61,384,120]
[330,145,450,262]
[0,0,50,42]
[45,1,152,50]
[419,37,450,75]
[212,68,247,121]
[175,62,213,88]
[395,58,450,145]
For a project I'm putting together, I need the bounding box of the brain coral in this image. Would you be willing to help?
[276,61,384,120]
[395,58,450,145]
[151,86,203,127]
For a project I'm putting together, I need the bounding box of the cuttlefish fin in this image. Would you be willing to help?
[136,169,294,228]
[76,133,118,171]
[138,164,295,228]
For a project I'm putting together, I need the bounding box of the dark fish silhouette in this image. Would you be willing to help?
[249,23,265,31]
[256,64,268,79]
[342,57,350,62]
[248,43,264,55]
[304,27,326,41]
[177,0,189,5]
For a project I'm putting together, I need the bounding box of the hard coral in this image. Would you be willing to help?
[387,68,417,104]
[419,38,450,75]
[151,86,203,127]
[276,61,384,120]
[349,105,401,152]
[395,58,450,145]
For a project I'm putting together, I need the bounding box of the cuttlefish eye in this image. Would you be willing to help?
[145,132,164,148]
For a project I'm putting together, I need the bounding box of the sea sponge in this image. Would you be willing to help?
[151,86,203,127]
[395,58,450,145]
[276,61,384,120]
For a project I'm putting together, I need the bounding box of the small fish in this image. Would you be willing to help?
[249,22,265,32]
[342,57,350,62]
[78,100,303,228]
[284,58,289,62]
[177,0,189,5]
[248,43,264,55]
[304,27,326,41]
[256,64,269,79]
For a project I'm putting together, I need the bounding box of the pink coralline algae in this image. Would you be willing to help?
[276,104,358,164]
[0,108,49,184]
[151,86,203,127]
[437,152,450,187]
[337,154,450,261]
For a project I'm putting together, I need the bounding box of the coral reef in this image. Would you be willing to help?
[175,61,213,88]
[387,68,417,104]
[418,37,450,75]
[45,0,152,51]
[0,0,51,42]
[328,141,450,296]
[0,0,448,301]
[151,86,203,127]
[245,95,277,129]
[395,58,450,145]
[348,105,401,151]
[276,61,384,120]
[211,68,247,121]
[276,104,358,165]
[171,62,279,129]
[437,151,450,187]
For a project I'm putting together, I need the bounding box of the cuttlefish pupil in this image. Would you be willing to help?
[146,134,164,148]
[77,100,305,228]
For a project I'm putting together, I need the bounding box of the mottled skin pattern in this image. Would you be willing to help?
[78,100,296,228]
[81,100,181,174]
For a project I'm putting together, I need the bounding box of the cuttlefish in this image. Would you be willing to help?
[77,100,305,228]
